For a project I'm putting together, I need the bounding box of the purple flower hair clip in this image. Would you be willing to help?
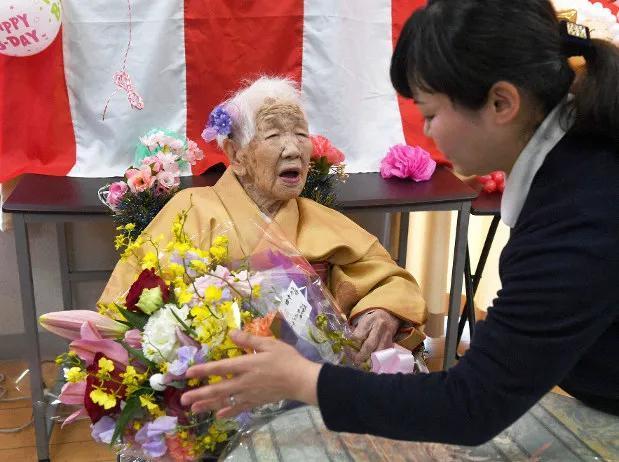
[201,104,233,142]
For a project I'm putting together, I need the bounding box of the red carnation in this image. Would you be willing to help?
[125,268,170,312]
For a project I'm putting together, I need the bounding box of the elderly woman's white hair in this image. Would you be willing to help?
[216,76,305,149]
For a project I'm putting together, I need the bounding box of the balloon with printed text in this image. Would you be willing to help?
[0,0,61,57]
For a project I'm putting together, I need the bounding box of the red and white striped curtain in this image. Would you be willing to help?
[0,0,450,183]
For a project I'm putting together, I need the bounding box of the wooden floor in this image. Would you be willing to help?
[0,333,569,461]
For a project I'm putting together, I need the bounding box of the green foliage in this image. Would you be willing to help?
[113,190,175,241]
[300,167,339,208]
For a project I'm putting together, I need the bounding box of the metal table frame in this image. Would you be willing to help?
[11,188,472,462]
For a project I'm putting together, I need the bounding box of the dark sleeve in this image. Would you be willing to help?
[317,197,618,445]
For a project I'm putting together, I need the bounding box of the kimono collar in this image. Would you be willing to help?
[212,169,300,249]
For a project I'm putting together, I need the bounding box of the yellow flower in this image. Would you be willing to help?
[176,288,193,305]
[125,223,136,231]
[168,263,185,278]
[114,235,125,250]
[159,362,169,373]
[241,310,254,323]
[190,305,211,321]
[97,357,114,375]
[141,252,159,270]
[208,375,222,384]
[139,395,164,416]
[189,259,207,274]
[64,367,86,383]
[121,365,146,391]
[212,235,228,247]
[90,388,117,410]
[209,245,227,262]
[97,302,126,322]
[187,378,200,387]
[203,286,222,304]
[55,354,64,365]
[173,242,191,257]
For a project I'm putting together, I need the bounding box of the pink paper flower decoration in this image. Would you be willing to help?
[380,144,436,182]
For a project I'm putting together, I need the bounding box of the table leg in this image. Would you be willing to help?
[443,202,471,369]
[56,223,72,309]
[397,212,410,268]
[456,247,475,349]
[13,214,50,461]
[472,216,500,291]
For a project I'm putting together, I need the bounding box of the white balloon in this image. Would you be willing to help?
[0,0,61,57]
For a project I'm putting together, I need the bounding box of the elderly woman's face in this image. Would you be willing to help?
[240,103,312,202]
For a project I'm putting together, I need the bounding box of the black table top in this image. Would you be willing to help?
[2,167,477,215]
[471,191,502,216]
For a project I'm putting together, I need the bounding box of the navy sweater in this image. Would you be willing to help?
[317,132,619,445]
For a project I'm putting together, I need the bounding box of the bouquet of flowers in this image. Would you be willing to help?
[98,129,204,242]
[39,205,368,461]
[300,135,348,208]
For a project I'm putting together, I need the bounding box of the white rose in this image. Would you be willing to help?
[142,304,190,363]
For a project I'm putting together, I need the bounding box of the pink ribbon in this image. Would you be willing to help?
[113,70,144,110]
[370,344,416,374]
[102,0,144,120]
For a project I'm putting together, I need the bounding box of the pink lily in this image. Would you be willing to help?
[124,329,143,349]
[59,381,86,406]
[58,381,88,428]
[39,310,128,341]
[70,322,129,366]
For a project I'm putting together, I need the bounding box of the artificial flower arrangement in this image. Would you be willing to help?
[40,204,402,461]
[476,171,506,193]
[98,129,204,241]
[380,144,437,182]
[301,135,348,208]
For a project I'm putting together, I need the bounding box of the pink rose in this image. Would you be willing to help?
[106,181,128,208]
[310,135,345,165]
[127,165,155,193]
[157,153,179,174]
[156,170,180,191]
[380,144,436,182]
[183,140,204,165]
[141,156,163,173]
[124,168,140,180]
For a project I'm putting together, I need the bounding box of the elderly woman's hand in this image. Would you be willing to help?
[351,309,401,364]
[180,330,322,418]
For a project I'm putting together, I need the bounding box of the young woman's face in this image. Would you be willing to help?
[414,91,504,176]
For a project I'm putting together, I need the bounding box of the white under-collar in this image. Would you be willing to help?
[501,98,574,228]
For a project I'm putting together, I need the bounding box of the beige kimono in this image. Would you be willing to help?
[99,169,427,349]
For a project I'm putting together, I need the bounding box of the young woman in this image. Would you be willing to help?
[181,0,618,444]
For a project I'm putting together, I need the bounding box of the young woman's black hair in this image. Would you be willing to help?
[391,0,619,145]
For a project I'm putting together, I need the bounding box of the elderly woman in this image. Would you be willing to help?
[99,76,426,363]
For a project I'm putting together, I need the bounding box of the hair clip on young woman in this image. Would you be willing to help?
[559,20,593,59]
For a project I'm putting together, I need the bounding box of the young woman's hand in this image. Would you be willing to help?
[180,330,322,418]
